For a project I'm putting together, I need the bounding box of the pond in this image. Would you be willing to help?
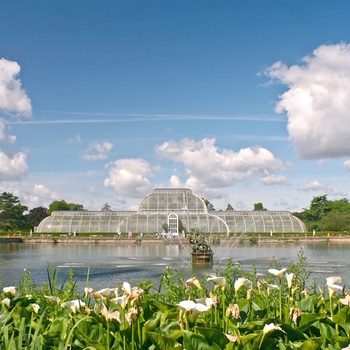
[0,240,349,291]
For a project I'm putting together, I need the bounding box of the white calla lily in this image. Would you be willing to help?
[326,276,343,297]
[32,303,40,314]
[195,297,216,309]
[44,295,61,304]
[263,323,286,334]
[194,302,209,312]
[2,297,11,307]
[268,268,286,280]
[176,300,196,312]
[61,299,85,313]
[111,295,128,309]
[207,276,226,290]
[2,286,16,296]
[186,276,202,290]
[122,282,132,295]
[234,278,252,292]
[286,273,295,289]
[84,287,94,297]
[340,294,350,306]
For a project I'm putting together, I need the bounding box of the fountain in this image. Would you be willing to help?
[189,232,214,266]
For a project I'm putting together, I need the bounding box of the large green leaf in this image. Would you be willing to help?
[318,321,335,339]
[196,327,230,349]
[182,330,222,350]
[143,311,161,332]
[333,306,350,324]
[280,323,306,341]
[298,313,326,331]
[147,331,182,350]
[299,295,321,312]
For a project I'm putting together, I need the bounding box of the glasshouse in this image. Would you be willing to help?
[35,188,306,234]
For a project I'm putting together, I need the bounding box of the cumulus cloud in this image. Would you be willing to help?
[82,141,113,161]
[299,180,346,196]
[261,174,290,185]
[155,138,285,194]
[23,184,61,208]
[32,184,60,199]
[0,150,28,181]
[104,158,155,197]
[169,174,183,188]
[0,58,32,116]
[263,43,350,159]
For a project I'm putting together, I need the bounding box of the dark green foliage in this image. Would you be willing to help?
[0,192,28,231]
[295,195,350,232]
[25,206,48,229]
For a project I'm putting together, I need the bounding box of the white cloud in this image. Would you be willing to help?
[82,141,113,161]
[300,180,326,192]
[261,174,290,185]
[344,159,350,171]
[104,158,154,197]
[32,184,60,199]
[0,58,32,116]
[169,175,183,188]
[263,43,350,159]
[0,120,16,143]
[23,184,61,208]
[299,180,346,196]
[0,150,28,181]
[155,138,285,195]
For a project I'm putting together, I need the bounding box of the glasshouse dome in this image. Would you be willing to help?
[36,188,306,234]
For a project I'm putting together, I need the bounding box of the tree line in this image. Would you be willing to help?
[1,191,349,233]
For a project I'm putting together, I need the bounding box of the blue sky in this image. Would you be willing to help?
[1,1,350,212]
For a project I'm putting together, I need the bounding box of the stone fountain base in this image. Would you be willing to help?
[191,251,214,266]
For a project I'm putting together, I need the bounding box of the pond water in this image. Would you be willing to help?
[0,240,349,292]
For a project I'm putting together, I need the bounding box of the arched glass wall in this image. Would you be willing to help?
[36,188,307,234]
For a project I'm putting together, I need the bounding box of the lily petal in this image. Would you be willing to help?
[176,300,196,312]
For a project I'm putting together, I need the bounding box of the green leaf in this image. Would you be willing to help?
[333,307,350,324]
[143,311,161,332]
[182,330,221,350]
[280,323,306,341]
[331,335,350,348]
[149,299,178,312]
[298,313,326,331]
[300,338,322,350]
[299,295,320,312]
[147,332,182,350]
[319,321,335,339]
[237,333,259,347]
[196,327,230,349]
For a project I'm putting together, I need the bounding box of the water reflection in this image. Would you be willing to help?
[0,241,349,291]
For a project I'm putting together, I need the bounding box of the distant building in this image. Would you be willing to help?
[36,188,306,234]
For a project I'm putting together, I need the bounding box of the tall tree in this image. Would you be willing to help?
[202,198,215,211]
[25,207,48,229]
[101,203,112,211]
[253,202,267,211]
[225,203,234,211]
[0,192,28,231]
[47,200,71,215]
[48,200,84,214]
[69,203,85,211]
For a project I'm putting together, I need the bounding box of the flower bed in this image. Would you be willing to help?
[1,249,350,349]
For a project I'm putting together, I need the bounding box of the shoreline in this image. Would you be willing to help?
[2,234,350,245]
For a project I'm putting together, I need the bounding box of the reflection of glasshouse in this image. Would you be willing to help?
[36,188,306,234]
